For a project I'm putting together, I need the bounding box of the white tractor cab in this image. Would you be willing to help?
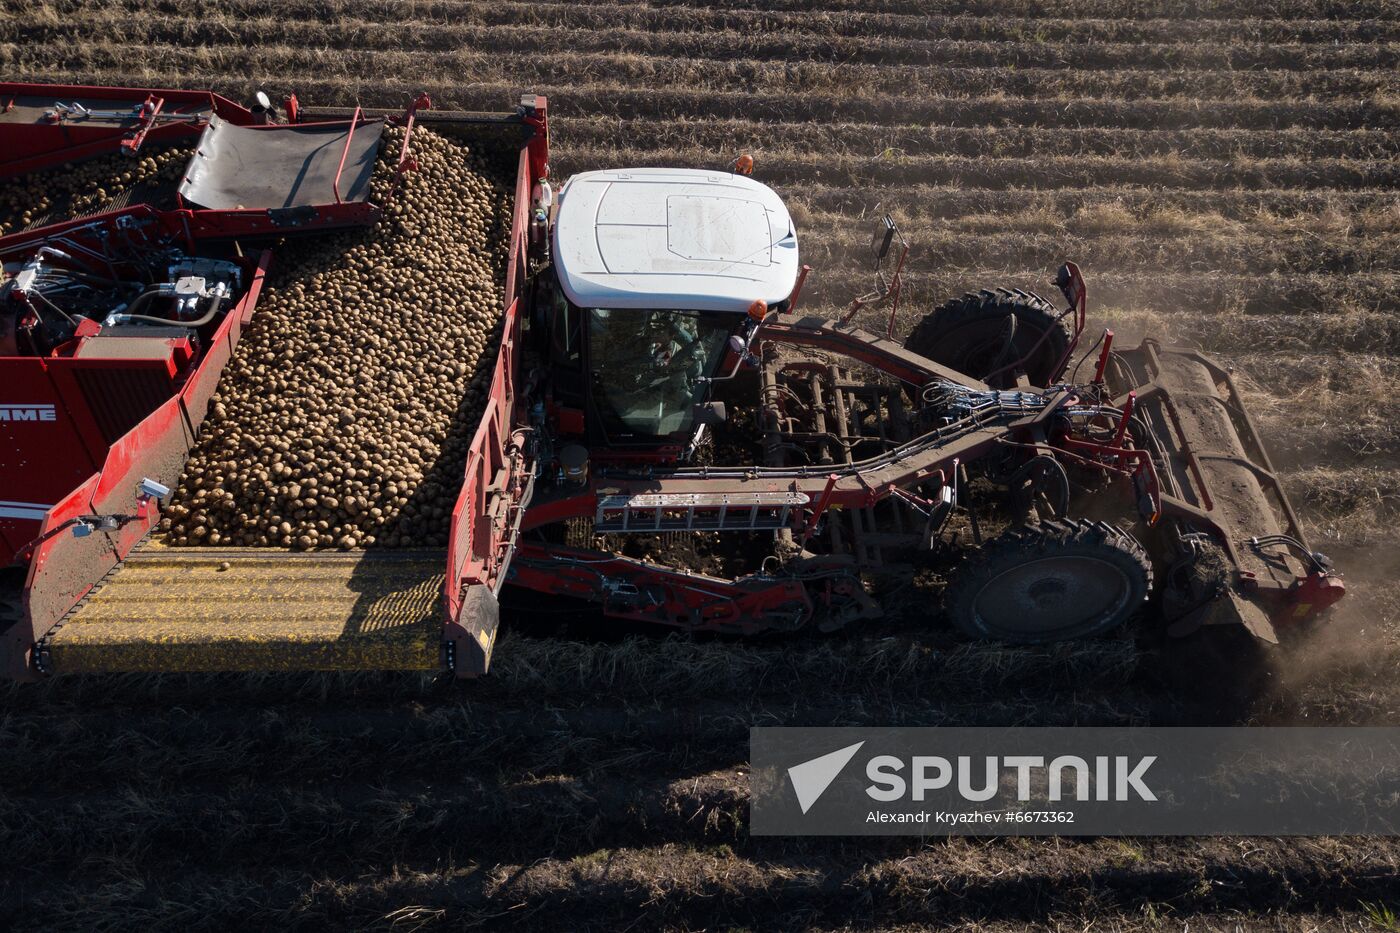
[535,168,800,454]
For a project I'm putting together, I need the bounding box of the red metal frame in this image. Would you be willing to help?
[5,85,550,680]
[762,314,991,391]
[1092,329,1115,384]
[4,252,270,680]
[512,298,1336,636]
[0,82,255,178]
[332,106,363,204]
[1050,261,1089,380]
[787,263,812,313]
[4,82,1337,675]
[1112,342,1344,630]
[522,95,549,181]
[0,205,199,565]
[0,202,193,259]
[509,543,811,634]
[119,94,164,155]
[519,319,1053,533]
[441,98,548,675]
[0,79,392,243]
[800,474,840,547]
[443,172,530,654]
[393,94,432,190]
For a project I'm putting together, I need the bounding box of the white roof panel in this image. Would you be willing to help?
[553,168,800,313]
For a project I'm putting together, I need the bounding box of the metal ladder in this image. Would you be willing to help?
[594,491,809,533]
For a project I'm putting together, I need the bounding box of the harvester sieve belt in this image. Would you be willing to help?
[44,547,445,673]
[605,390,1049,482]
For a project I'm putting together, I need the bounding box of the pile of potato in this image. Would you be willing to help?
[160,125,513,550]
[0,145,188,236]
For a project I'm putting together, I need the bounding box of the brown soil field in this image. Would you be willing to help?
[3,1,1399,929]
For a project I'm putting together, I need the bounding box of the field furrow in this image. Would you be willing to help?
[28,0,1399,29]
[18,0,1400,44]
[6,62,1391,131]
[555,149,1400,194]
[792,186,1400,222]
[640,0,1400,20]
[10,17,1400,86]
[8,42,1400,96]
[556,119,1400,162]
[10,839,1400,932]
[814,269,1400,317]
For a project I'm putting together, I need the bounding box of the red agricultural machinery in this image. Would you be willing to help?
[0,82,1342,681]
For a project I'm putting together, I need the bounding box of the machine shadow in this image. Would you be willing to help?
[336,246,513,655]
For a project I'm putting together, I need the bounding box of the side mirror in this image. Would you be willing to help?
[137,477,170,518]
[138,477,171,501]
[873,214,897,262]
[1055,261,1086,312]
[693,402,728,426]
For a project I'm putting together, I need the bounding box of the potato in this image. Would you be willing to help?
[162,126,513,551]
[0,144,190,237]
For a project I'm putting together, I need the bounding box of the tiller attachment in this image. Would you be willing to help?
[1107,341,1343,642]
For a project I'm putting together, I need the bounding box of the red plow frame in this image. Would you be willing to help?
[1,85,548,680]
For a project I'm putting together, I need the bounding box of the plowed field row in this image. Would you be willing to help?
[11,17,1400,77]
[24,0,1400,41]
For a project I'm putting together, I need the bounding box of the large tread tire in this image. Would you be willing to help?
[0,569,23,635]
[946,519,1152,643]
[905,287,1070,389]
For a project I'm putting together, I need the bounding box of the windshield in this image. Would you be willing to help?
[588,308,733,439]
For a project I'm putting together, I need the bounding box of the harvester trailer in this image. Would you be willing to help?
[0,83,1342,681]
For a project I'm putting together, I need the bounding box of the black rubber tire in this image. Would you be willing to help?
[0,568,23,635]
[904,287,1070,389]
[945,519,1152,643]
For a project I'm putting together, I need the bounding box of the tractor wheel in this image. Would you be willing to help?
[0,569,23,633]
[945,519,1152,643]
[904,288,1069,388]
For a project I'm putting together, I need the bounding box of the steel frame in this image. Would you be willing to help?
[511,308,1342,637]
[3,82,1342,678]
[5,86,551,681]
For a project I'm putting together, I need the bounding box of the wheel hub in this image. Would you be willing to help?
[1027,577,1067,608]
[974,556,1132,637]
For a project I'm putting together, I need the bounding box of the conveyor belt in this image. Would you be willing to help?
[20,175,184,232]
[46,547,445,672]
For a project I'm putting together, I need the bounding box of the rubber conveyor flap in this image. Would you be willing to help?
[178,114,384,211]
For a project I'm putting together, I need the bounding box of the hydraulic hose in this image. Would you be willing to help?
[116,293,227,329]
[29,289,78,326]
[121,288,164,319]
[1010,454,1071,519]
